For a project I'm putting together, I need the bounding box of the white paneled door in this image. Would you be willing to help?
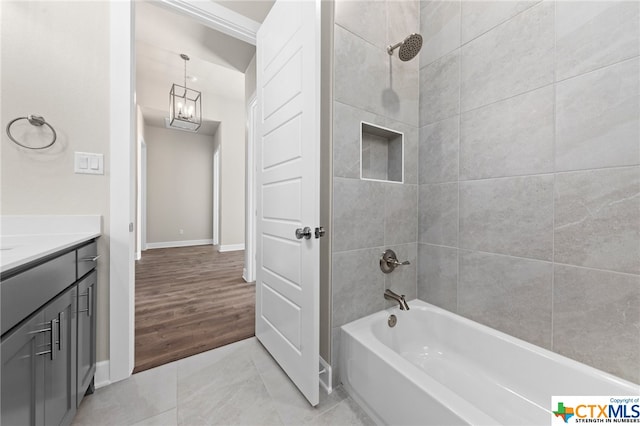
[255,0,321,406]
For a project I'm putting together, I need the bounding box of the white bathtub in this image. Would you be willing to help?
[340,299,639,426]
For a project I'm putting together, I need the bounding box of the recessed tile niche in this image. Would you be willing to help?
[360,122,404,183]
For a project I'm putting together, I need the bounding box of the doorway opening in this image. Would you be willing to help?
[131,0,269,373]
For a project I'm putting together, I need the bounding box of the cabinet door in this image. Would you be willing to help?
[43,286,77,426]
[76,270,96,406]
[1,311,46,426]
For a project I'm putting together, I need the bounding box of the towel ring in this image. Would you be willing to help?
[6,115,57,150]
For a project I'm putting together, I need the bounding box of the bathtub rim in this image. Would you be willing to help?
[340,321,500,426]
[342,299,639,391]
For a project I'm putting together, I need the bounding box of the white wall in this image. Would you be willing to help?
[136,66,245,247]
[145,125,215,244]
[1,1,111,361]
[245,54,257,102]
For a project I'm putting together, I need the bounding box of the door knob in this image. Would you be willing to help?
[295,227,312,239]
[315,226,325,239]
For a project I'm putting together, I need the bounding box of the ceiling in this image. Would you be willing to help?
[135,0,274,135]
[214,1,274,23]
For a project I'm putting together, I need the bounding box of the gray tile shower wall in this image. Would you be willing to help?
[417,0,640,384]
[331,0,420,385]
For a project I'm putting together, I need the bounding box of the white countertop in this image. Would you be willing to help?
[1,215,101,274]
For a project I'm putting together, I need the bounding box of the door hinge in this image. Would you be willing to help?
[129,222,134,232]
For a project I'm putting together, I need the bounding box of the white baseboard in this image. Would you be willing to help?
[319,356,333,394]
[243,267,248,282]
[146,239,213,249]
[94,360,111,389]
[218,243,245,252]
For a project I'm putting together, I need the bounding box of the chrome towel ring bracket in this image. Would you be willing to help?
[6,115,57,150]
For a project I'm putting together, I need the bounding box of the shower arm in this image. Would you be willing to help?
[387,42,403,56]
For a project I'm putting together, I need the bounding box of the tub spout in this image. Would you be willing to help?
[384,289,410,310]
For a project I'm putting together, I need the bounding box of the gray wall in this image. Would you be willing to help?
[417,0,639,384]
[330,0,421,383]
[145,125,215,245]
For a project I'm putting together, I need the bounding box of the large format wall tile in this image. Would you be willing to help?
[420,0,461,68]
[387,1,420,52]
[386,118,419,184]
[553,265,640,384]
[459,175,553,260]
[332,247,385,327]
[556,1,640,81]
[333,177,385,252]
[419,116,459,184]
[417,243,458,312]
[384,183,418,245]
[335,0,387,50]
[384,243,418,306]
[418,182,458,247]
[555,167,640,274]
[555,59,639,172]
[460,2,554,112]
[383,53,420,126]
[460,0,540,43]
[460,86,554,180]
[419,50,460,126]
[334,26,385,118]
[333,101,383,179]
[458,251,553,349]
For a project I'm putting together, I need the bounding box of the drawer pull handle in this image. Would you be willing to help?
[51,318,57,360]
[78,286,92,317]
[37,319,57,359]
[57,312,63,351]
[29,326,52,335]
[79,255,100,262]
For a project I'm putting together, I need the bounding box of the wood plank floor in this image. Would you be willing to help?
[134,245,255,373]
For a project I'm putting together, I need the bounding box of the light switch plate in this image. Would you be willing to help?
[75,152,104,175]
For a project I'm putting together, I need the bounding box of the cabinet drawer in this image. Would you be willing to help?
[1,252,76,336]
[76,241,98,279]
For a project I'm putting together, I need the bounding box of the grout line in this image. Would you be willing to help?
[551,0,557,353]
[552,262,640,278]
[421,82,555,128]
[422,242,640,278]
[404,164,640,186]
[460,82,556,116]
[334,22,387,54]
[554,54,640,85]
[456,0,462,315]
[458,1,544,50]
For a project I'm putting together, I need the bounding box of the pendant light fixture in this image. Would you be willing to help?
[169,53,202,131]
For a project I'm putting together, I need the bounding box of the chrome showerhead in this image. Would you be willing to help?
[387,33,423,61]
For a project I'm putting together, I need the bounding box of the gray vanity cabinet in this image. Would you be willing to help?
[43,286,77,426]
[1,239,97,426]
[0,311,46,426]
[76,270,97,405]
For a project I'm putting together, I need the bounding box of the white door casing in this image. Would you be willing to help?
[110,0,259,385]
[255,0,321,406]
[213,148,220,246]
[244,96,258,283]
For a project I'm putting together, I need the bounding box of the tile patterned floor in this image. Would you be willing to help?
[73,338,374,426]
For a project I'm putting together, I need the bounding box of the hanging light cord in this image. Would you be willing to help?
[183,57,187,89]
